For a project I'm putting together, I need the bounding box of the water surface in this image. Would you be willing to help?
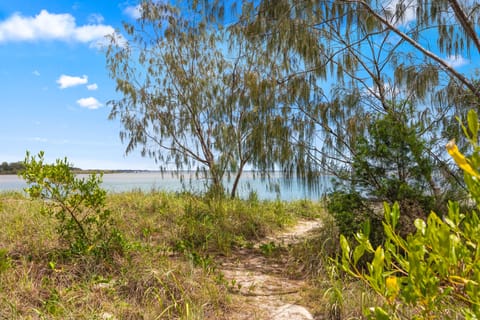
[0,172,330,201]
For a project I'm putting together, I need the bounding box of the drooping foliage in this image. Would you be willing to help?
[106,1,309,198]
[107,0,480,205]
[327,102,459,245]
[227,0,480,233]
[235,0,479,170]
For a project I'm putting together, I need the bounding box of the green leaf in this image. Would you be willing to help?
[414,219,426,235]
[390,202,400,230]
[340,235,353,270]
[373,307,391,320]
[362,219,371,237]
[353,244,365,266]
[383,202,391,225]
[371,246,385,283]
[340,234,351,257]
[449,234,460,264]
[467,109,478,142]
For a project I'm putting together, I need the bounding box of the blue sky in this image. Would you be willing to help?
[0,1,478,170]
[0,1,157,169]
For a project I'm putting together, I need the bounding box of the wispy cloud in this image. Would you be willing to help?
[32,137,48,143]
[77,97,102,109]
[123,5,142,19]
[87,13,104,24]
[57,74,88,89]
[445,55,469,68]
[32,70,40,76]
[0,10,116,46]
[123,1,166,20]
[87,83,98,91]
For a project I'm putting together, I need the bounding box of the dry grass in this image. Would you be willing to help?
[0,190,326,319]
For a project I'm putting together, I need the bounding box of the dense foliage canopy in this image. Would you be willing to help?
[106,1,310,197]
[107,0,480,205]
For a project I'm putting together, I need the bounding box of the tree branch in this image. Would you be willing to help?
[447,0,480,54]
[352,0,480,100]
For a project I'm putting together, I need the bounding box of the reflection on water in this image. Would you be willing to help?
[0,172,330,201]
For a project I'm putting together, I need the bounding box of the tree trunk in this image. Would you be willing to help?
[230,162,246,199]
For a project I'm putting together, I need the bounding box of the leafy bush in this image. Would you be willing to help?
[20,151,124,258]
[327,190,369,235]
[327,109,457,247]
[326,190,385,249]
[339,110,480,319]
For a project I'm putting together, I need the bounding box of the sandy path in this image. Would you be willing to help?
[220,219,322,320]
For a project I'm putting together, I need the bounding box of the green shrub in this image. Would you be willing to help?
[328,109,456,248]
[339,110,480,319]
[326,190,370,236]
[20,151,125,258]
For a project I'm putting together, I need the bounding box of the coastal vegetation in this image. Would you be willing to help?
[0,171,324,318]
[2,0,480,318]
[2,130,479,318]
[103,0,477,317]
[0,160,153,176]
[339,112,480,319]
[105,0,479,241]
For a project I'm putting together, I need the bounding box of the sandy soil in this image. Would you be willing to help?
[220,219,322,320]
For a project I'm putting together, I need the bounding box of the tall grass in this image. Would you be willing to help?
[0,190,323,319]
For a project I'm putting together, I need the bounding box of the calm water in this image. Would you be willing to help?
[0,172,330,201]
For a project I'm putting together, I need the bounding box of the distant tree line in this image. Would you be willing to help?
[0,159,155,175]
[0,160,90,175]
[0,161,25,175]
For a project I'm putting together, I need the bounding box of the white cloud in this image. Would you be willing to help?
[32,137,48,142]
[123,5,142,19]
[77,97,102,109]
[57,74,88,89]
[32,70,40,76]
[87,83,98,91]
[123,1,169,20]
[0,10,116,46]
[87,13,104,24]
[384,0,417,26]
[445,55,469,68]
[74,24,115,42]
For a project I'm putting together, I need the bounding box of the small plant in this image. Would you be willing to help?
[339,110,480,319]
[0,248,11,274]
[42,288,62,316]
[20,151,124,258]
[259,241,278,256]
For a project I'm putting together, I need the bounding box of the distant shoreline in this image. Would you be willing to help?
[0,169,159,175]
[0,168,297,176]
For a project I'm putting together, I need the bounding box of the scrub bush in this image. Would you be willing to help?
[20,151,124,258]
